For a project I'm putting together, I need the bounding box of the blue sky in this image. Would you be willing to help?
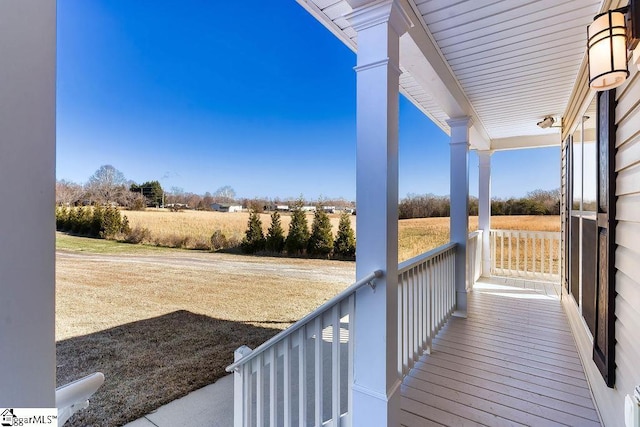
[56,0,560,201]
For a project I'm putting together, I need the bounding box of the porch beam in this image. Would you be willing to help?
[448,117,472,316]
[478,150,493,277]
[490,133,561,151]
[0,0,56,406]
[345,0,412,425]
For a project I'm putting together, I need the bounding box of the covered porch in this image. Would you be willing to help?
[227,232,592,426]
[1,0,628,425]
[228,0,609,425]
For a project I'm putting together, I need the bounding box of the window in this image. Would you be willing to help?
[567,91,617,388]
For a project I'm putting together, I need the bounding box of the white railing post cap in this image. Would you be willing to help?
[234,345,252,362]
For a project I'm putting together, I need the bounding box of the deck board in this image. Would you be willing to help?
[433,329,584,368]
[410,360,599,420]
[400,277,601,426]
[415,351,593,401]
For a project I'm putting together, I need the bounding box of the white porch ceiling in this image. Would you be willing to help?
[296,0,605,151]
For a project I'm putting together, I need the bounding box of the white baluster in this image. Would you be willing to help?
[314,317,322,426]
[331,305,340,426]
[268,347,276,426]
[283,338,290,427]
[347,295,355,427]
[256,355,263,427]
[298,328,306,427]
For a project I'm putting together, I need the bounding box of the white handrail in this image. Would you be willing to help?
[56,372,105,426]
[226,269,383,373]
[398,242,456,275]
[468,230,481,239]
[227,269,383,427]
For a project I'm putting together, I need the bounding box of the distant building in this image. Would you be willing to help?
[165,203,189,209]
[263,204,290,212]
[211,203,243,213]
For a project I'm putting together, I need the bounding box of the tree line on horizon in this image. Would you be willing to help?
[57,165,560,219]
[398,189,560,219]
[56,165,240,210]
[56,164,353,212]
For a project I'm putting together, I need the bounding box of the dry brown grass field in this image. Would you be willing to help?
[398,215,560,260]
[123,209,559,261]
[123,209,356,250]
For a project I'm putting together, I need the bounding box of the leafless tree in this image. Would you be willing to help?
[115,189,147,209]
[213,185,236,203]
[85,165,128,205]
[185,193,202,209]
[55,180,84,206]
[202,192,214,210]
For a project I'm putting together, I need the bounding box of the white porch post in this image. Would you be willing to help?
[346,1,411,425]
[0,0,57,406]
[448,117,472,317]
[478,150,493,277]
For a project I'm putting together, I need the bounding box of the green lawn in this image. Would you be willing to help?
[56,232,176,254]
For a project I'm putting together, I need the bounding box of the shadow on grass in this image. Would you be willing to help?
[56,310,279,427]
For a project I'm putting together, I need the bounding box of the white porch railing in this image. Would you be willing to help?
[227,241,465,426]
[56,372,105,426]
[490,229,561,281]
[467,230,483,287]
[226,270,382,427]
[397,242,457,377]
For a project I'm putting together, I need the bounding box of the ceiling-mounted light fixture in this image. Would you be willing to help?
[587,0,640,91]
[537,116,555,129]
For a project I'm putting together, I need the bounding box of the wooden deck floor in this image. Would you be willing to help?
[400,277,601,427]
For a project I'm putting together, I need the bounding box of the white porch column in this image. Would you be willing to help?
[0,0,56,407]
[346,1,411,425]
[448,117,472,317]
[478,150,493,277]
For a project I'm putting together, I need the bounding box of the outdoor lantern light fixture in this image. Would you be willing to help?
[537,116,556,129]
[588,1,640,91]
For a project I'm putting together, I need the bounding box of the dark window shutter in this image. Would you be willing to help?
[592,88,617,388]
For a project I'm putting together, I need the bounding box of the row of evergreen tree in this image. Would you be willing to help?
[55,206,131,239]
[241,205,356,259]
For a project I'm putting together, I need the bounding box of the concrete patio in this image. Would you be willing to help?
[123,375,233,427]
